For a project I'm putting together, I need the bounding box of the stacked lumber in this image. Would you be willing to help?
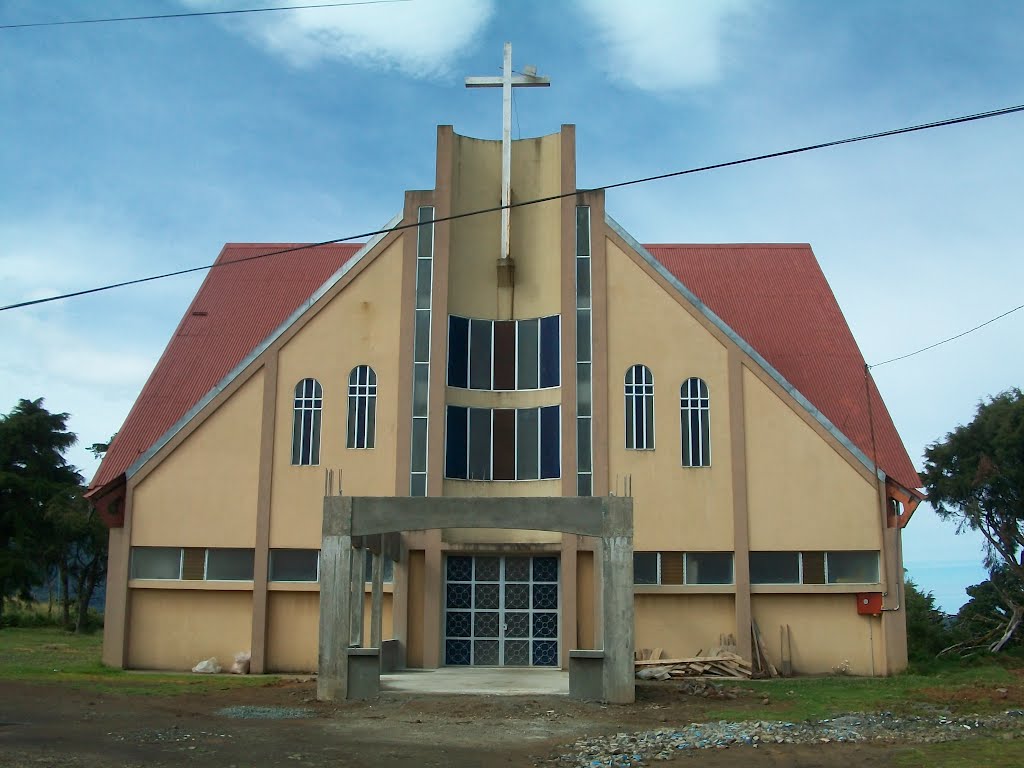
[634,652,752,680]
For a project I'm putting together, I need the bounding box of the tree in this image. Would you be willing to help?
[922,389,1024,651]
[904,577,953,662]
[0,398,83,626]
[45,488,107,632]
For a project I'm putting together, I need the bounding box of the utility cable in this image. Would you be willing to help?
[0,1,411,30]
[2,102,1023,313]
[869,302,1024,369]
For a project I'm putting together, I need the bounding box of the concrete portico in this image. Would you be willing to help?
[318,495,635,703]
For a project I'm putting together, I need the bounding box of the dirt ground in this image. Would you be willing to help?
[0,678,946,767]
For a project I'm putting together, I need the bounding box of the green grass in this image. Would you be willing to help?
[701,661,1021,722]
[0,626,278,695]
[893,736,1024,767]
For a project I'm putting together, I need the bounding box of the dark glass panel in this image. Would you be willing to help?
[445,638,470,665]
[533,613,558,639]
[445,611,471,638]
[415,258,432,309]
[468,408,492,480]
[444,406,468,479]
[532,640,558,666]
[750,552,800,585]
[685,552,733,585]
[540,315,560,388]
[412,361,429,417]
[447,315,469,388]
[516,318,539,389]
[469,319,492,390]
[516,408,539,480]
[493,320,516,390]
[409,472,426,497]
[492,408,516,480]
[577,417,592,473]
[540,405,560,479]
[576,309,591,364]
[532,557,559,582]
[802,552,826,584]
[575,206,591,257]
[532,584,558,610]
[446,556,473,582]
[576,473,592,497]
[576,257,591,309]
[504,557,530,582]
[411,417,427,472]
[633,553,658,584]
[474,639,499,665]
[474,556,500,581]
[414,309,431,362]
[416,207,434,258]
[576,362,592,416]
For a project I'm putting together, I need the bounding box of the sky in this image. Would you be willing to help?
[1,0,1021,613]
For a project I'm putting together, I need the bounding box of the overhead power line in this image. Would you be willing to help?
[1,101,1022,314]
[0,1,411,30]
[869,302,1024,369]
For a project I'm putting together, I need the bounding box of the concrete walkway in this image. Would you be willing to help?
[381,667,569,696]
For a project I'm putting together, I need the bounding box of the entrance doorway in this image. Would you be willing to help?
[443,555,559,667]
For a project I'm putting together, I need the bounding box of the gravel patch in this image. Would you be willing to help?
[541,710,1024,766]
[216,705,315,719]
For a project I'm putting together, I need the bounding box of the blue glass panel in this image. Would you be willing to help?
[532,640,558,666]
[445,406,468,479]
[504,639,529,666]
[533,556,559,583]
[446,639,471,665]
[446,556,473,582]
[533,613,558,639]
[539,315,560,388]
[474,640,499,665]
[445,583,472,609]
[474,612,500,638]
[446,611,472,637]
[532,584,558,610]
[447,316,469,388]
[540,405,560,479]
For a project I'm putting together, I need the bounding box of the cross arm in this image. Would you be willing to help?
[465,75,551,88]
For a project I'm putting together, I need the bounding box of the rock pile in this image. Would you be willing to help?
[540,710,1024,767]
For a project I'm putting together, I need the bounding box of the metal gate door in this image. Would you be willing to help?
[444,555,559,667]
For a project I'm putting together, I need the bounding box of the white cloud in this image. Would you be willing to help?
[181,0,494,75]
[573,0,759,91]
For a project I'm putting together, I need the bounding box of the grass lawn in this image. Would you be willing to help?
[703,659,1024,722]
[0,626,276,695]
[894,737,1024,767]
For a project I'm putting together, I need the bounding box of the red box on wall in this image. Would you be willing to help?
[856,592,884,615]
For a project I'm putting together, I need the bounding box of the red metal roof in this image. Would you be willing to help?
[89,239,920,498]
[88,243,362,493]
[646,243,920,492]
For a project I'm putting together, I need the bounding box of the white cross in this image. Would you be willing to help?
[466,42,550,262]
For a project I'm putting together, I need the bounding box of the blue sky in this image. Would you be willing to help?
[1,0,1021,613]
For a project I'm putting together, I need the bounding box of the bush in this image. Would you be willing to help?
[0,599,103,631]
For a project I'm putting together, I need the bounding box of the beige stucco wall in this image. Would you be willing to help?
[752,594,883,675]
[635,594,736,658]
[131,370,264,547]
[128,589,252,670]
[266,591,319,672]
[743,367,881,551]
[270,239,405,548]
[576,551,595,649]
[447,132,562,320]
[406,550,425,668]
[604,240,733,552]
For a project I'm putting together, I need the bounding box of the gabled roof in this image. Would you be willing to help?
[89,230,920,498]
[641,240,920,492]
[89,242,363,493]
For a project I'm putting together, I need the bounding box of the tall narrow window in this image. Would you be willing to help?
[624,365,655,450]
[680,377,711,466]
[347,365,377,449]
[291,378,322,465]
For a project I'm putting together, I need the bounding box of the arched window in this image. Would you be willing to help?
[291,378,322,466]
[347,365,377,449]
[624,364,655,450]
[680,377,711,467]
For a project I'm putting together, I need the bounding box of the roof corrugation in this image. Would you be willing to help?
[89,240,920,498]
[646,244,920,492]
[89,243,362,492]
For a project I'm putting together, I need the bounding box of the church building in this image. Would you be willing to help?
[87,53,922,678]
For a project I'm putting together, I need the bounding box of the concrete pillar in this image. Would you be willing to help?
[318,531,354,701]
[350,545,365,648]
[371,551,384,649]
[600,498,635,704]
[389,533,408,669]
[559,533,578,669]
